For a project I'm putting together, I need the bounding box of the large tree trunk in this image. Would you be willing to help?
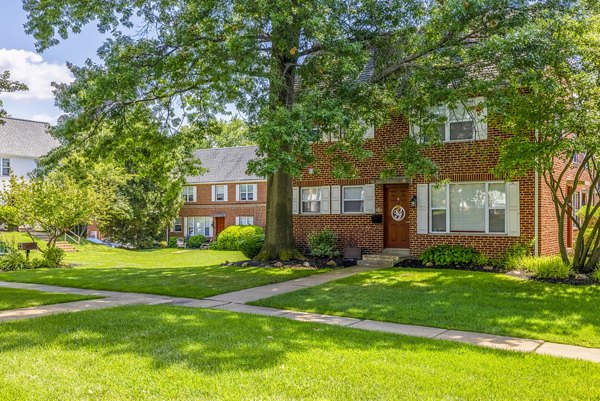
[256,169,303,260]
[255,14,303,261]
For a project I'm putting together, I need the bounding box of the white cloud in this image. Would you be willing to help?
[0,49,73,100]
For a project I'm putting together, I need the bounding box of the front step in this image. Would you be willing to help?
[357,253,408,268]
[55,241,78,252]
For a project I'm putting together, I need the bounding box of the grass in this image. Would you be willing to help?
[0,287,96,311]
[1,305,600,400]
[0,242,324,299]
[518,255,572,279]
[253,267,600,348]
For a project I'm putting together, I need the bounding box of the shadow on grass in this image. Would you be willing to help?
[0,265,321,299]
[0,305,470,374]
[254,268,600,347]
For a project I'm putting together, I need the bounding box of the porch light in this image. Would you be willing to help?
[410,195,417,207]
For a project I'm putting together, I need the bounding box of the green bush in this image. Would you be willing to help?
[167,237,180,248]
[159,240,168,248]
[0,241,8,254]
[45,247,65,267]
[186,234,207,249]
[519,256,572,279]
[216,225,264,251]
[420,244,487,267]
[239,234,264,259]
[0,247,30,271]
[307,228,340,258]
[501,240,533,270]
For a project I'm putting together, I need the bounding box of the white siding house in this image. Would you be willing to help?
[0,117,60,191]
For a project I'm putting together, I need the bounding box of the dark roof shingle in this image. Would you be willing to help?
[0,117,60,158]
[187,146,264,183]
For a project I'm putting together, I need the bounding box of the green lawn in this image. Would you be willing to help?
[0,244,324,299]
[0,305,599,400]
[253,268,600,348]
[0,287,96,311]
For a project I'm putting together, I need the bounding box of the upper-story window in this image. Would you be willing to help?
[213,185,227,201]
[1,158,10,176]
[238,184,256,201]
[301,187,321,213]
[342,186,365,213]
[414,98,487,143]
[182,186,195,202]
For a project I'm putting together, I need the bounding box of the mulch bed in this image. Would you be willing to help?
[394,259,597,285]
[226,257,357,269]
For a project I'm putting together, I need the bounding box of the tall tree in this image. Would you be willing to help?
[23,0,585,259]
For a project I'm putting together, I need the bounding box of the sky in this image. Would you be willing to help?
[0,1,106,124]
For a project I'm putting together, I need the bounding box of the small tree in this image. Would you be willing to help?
[2,173,96,247]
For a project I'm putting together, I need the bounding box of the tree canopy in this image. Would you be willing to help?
[23,0,595,258]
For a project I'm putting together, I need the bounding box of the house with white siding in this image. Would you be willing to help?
[0,117,60,191]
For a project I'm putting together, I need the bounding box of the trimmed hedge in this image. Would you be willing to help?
[216,225,264,251]
[187,234,207,249]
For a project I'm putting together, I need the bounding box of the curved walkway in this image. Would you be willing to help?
[1,267,599,364]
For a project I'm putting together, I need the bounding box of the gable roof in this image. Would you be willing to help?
[187,145,264,184]
[0,117,60,158]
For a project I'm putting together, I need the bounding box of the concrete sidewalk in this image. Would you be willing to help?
[1,266,600,364]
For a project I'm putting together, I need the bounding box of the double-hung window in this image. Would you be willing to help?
[1,158,10,176]
[301,187,321,213]
[182,186,195,202]
[187,217,212,237]
[172,217,183,232]
[342,186,365,213]
[237,216,254,226]
[239,184,255,201]
[416,99,486,143]
[214,185,226,201]
[430,182,507,234]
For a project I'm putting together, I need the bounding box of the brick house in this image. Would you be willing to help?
[169,146,266,240]
[291,100,592,259]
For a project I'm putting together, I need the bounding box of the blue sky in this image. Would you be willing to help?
[0,1,106,123]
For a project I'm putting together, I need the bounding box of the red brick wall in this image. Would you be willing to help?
[170,181,267,238]
[293,115,537,258]
[538,156,592,256]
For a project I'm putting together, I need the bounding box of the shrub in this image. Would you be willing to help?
[307,228,340,258]
[501,240,533,270]
[187,234,207,249]
[239,234,264,259]
[0,205,19,229]
[0,247,30,271]
[159,240,168,248]
[0,241,8,254]
[44,247,65,268]
[519,256,572,279]
[167,237,179,248]
[216,225,264,251]
[420,244,487,267]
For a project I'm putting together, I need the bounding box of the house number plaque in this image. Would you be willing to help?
[391,205,406,222]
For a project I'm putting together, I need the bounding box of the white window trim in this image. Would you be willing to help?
[342,185,366,214]
[214,184,227,202]
[414,98,487,144]
[237,216,254,226]
[428,181,508,235]
[237,183,257,202]
[182,186,195,203]
[0,158,10,177]
[300,187,322,214]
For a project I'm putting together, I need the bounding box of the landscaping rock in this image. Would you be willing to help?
[241,262,249,267]
[273,261,284,267]
[425,262,434,267]
[326,260,337,267]
[303,262,311,267]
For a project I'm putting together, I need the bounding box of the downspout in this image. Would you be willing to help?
[534,129,540,256]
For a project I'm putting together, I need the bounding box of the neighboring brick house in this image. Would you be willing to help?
[291,99,592,258]
[169,146,266,240]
